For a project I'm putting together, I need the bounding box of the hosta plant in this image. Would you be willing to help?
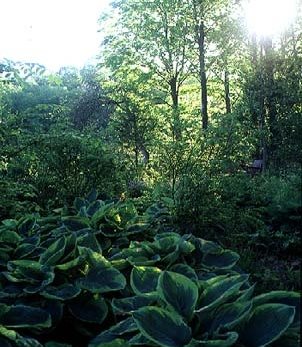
[0,192,300,346]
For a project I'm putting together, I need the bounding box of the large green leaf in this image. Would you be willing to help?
[89,339,130,347]
[252,291,300,329]
[112,296,155,314]
[129,333,157,346]
[41,284,81,301]
[152,235,181,254]
[68,294,108,324]
[210,301,252,332]
[158,271,198,319]
[62,216,90,231]
[76,261,126,293]
[39,236,66,266]
[14,243,38,259]
[0,229,21,244]
[201,250,240,269]
[0,305,51,329]
[45,342,72,347]
[169,264,198,282]
[55,256,85,271]
[130,266,161,295]
[4,260,54,293]
[194,239,223,254]
[127,254,161,266]
[197,275,249,313]
[89,317,137,345]
[185,332,238,346]
[133,306,192,347]
[239,303,295,347]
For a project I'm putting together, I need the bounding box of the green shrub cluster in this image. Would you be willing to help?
[175,171,301,255]
[0,193,300,347]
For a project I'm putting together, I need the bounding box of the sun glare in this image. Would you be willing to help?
[244,0,299,37]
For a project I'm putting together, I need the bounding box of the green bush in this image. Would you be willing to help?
[175,170,301,254]
[1,132,123,215]
[0,193,300,346]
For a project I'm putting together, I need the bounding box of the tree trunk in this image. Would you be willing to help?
[263,38,278,166]
[195,21,208,130]
[169,76,181,140]
[224,68,231,114]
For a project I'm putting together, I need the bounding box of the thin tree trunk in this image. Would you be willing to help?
[169,76,181,140]
[263,38,277,166]
[197,21,208,130]
[259,43,267,172]
[224,68,231,114]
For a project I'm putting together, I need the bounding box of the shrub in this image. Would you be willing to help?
[0,193,300,346]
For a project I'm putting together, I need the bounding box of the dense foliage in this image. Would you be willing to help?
[0,194,300,346]
[0,0,301,346]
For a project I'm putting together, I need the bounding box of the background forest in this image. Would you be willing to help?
[0,0,301,346]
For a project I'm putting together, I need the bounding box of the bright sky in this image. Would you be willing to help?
[0,0,110,71]
[243,0,299,38]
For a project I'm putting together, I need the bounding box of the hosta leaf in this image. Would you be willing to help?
[127,254,160,266]
[153,236,180,253]
[74,197,87,212]
[5,261,54,291]
[0,305,51,329]
[130,266,161,295]
[0,325,17,346]
[169,264,198,282]
[252,291,300,329]
[0,230,21,244]
[59,233,77,263]
[125,221,149,235]
[194,238,222,254]
[76,265,126,293]
[210,301,252,332]
[55,256,85,271]
[77,233,102,253]
[40,236,66,266]
[129,333,157,345]
[89,317,137,345]
[235,284,256,303]
[185,332,238,346]
[201,250,240,269]
[89,339,129,347]
[197,275,249,313]
[18,218,37,236]
[1,219,17,229]
[86,189,98,203]
[16,336,44,347]
[82,249,110,268]
[133,306,192,347]
[179,240,195,254]
[0,285,23,299]
[14,243,37,259]
[0,305,10,320]
[41,284,81,301]
[112,296,155,314]
[87,200,103,217]
[62,216,90,231]
[69,294,108,324]
[42,300,63,327]
[45,342,72,347]
[239,303,295,347]
[158,271,199,319]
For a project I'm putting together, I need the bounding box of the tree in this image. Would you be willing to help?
[100,0,191,140]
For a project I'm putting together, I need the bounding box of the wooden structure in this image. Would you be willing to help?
[246,159,263,175]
